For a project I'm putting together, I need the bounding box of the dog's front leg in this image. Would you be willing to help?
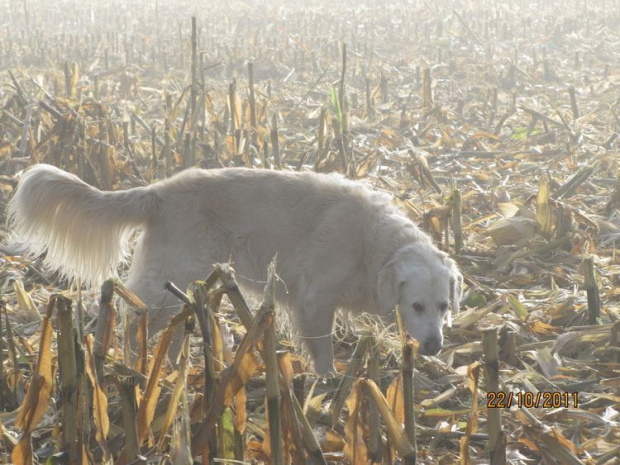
[297,298,337,375]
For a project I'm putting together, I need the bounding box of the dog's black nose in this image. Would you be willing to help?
[420,338,442,356]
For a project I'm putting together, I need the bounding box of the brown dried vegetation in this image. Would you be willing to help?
[0,0,619,463]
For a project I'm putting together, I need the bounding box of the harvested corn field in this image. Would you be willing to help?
[0,0,619,463]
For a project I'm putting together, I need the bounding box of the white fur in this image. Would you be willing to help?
[8,164,462,374]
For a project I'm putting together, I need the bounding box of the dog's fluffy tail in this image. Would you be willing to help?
[7,164,157,285]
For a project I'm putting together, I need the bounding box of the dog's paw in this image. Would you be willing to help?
[313,360,337,377]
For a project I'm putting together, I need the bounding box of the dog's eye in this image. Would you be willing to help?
[412,302,424,313]
[439,302,449,312]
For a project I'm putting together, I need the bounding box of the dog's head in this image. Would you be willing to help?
[377,243,463,356]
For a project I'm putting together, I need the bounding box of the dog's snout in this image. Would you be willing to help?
[420,337,442,356]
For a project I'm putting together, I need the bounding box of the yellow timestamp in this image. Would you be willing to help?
[487,391,579,409]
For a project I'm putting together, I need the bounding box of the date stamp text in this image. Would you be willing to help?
[487,391,579,409]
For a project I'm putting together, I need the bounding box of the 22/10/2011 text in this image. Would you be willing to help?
[487,391,579,409]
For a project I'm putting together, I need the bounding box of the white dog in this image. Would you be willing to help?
[8,164,462,374]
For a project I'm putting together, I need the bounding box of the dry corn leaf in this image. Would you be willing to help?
[536,175,552,236]
[364,379,416,460]
[486,217,537,245]
[528,320,558,335]
[12,280,41,323]
[343,380,368,465]
[12,300,54,464]
[15,311,53,431]
[233,387,247,435]
[386,373,405,424]
[521,425,583,465]
[157,336,191,450]
[459,360,482,465]
[137,308,192,445]
[324,428,345,453]
[84,334,111,461]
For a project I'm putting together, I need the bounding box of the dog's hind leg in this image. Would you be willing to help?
[123,273,180,362]
[123,234,189,364]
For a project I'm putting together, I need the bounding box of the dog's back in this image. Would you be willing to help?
[133,168,400,305]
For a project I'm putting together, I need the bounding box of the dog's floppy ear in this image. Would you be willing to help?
[447,257,463,314]
[377,256,405,315]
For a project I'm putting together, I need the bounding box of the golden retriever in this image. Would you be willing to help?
[8,164,462,374]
